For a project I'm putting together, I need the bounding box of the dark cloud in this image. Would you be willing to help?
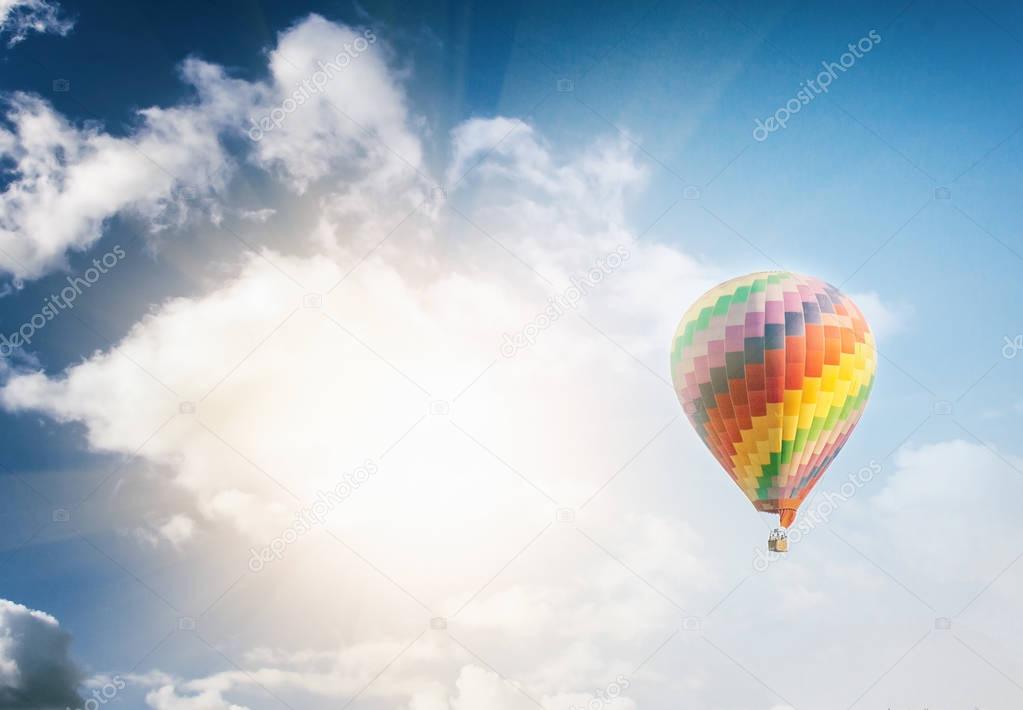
[0,599,83,709]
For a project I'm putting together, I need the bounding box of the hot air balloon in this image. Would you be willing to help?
[670,271,875,552]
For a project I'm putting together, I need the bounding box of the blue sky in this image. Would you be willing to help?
[2,1,1023,709]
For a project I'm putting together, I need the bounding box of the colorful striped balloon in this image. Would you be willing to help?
[670,271,875,541]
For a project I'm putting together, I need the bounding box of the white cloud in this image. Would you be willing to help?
[126,636,452,707]
[127,514,197,550]
[0,14,422,282]
[846,290,911,341]
[859,439,1023,607]
[0,14,734,709]
[136,660,639,710]
[145,685,249,710]
[0,0,72,46]
[244,15,421,194]
[0,599,82,709]
[0,50,716,709]
[158,513,196,548]
[0,84,703,541]
[408,666,537,710]
[0,71,239,279]
[448,117,645,226]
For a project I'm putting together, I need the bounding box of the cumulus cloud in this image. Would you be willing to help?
[125,637,451,708]
[0,65,243,279]
[0,599,82,709]
[144,685,249,710]
[157,513,196,548]
[135,660,638,710]
[0,17,720,706]
[0,0,72,46]
[242,15,421,193]
[0,72,707,541]
[407,666,541,710]
[0,14,419,281]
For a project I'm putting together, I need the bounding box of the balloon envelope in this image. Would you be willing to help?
[670,271,875,528]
